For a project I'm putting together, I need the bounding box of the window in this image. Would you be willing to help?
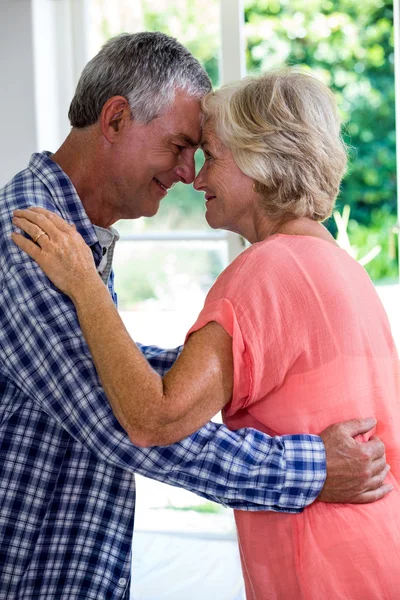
[86,4,246,599]
[32,2,398,597]
[243,0,399,349]
[244,0,398,288]
[86,1,398,351]
[87,0,233,345]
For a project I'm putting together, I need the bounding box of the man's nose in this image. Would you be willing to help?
[174,152,196,185]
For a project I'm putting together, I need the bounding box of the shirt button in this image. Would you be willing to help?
[118,578,127,587]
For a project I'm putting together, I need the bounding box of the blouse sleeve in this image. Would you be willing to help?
[186,242,304,415]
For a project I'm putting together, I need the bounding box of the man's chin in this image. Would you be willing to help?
[141,202,161,218]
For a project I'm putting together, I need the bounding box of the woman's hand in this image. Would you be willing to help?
[12,206,98,300]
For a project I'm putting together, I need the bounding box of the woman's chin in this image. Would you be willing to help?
[205,211,221,230]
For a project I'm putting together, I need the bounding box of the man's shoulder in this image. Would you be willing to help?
[1,157,58,211]
[0,158,60,280]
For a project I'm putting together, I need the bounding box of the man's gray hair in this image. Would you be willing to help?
[69,31,212,127]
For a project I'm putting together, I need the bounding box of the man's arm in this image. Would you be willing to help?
[116,331,392,504]
[130,344,392,505]
[80,294,393,505]
[8,212,392,509]
[1,259,328,512]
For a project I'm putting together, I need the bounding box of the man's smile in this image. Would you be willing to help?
[153,177,169,192]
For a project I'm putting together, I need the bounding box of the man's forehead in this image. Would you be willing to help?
[159,93,203,146]
[172,93,203,144]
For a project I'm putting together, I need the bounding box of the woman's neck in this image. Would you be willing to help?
[250,216,338,246]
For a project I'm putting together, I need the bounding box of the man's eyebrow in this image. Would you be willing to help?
[177,134,200,147]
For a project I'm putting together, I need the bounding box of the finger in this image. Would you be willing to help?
[362,436,385,461]
[24,206,74,233]
[340,417,377,438]
[369,435,383,444]
[368,462,391,482]
[12,217,49,246]
[369,456,389,478]
[352,484,393,504]
[359,464,391,493]
[381,463,391,478]
[12,232,43,262]
[13,210,60,239]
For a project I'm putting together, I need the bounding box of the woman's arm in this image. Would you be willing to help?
[12,207,233,446]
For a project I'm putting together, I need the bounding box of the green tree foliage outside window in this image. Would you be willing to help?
[245,0,397,281]
[136,0,220,232]
[95,0,221,233]
[94,0,398,282]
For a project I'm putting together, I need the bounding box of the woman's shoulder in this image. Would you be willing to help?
[207,232,356,303]
[216,233,315,279]
[205,235,293,302]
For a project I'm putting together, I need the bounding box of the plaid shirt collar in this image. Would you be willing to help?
[28,151,103,266]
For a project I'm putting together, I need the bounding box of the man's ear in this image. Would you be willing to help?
[100,96,131,142]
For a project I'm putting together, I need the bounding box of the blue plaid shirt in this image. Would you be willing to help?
[0,152,326,599]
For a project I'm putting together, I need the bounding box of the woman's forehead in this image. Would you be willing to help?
[200,121,221,147]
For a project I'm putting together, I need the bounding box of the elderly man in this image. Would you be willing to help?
[0,32,390,599]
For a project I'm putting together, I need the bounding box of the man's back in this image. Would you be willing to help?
[0,156,135,598]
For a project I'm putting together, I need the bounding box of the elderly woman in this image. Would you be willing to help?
[12,69,400,598]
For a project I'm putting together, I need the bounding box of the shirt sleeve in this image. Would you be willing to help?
[136,343,183,374]
[0,255,326,512]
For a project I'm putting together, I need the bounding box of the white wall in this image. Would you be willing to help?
[0,0,38,185]
[0,0,90,186]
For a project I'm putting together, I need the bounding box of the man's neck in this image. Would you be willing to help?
[51,131,117,228]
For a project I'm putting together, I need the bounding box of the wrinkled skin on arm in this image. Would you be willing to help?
[12,206,393,504]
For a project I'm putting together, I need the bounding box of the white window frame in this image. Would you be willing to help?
[38,0,246,264]
[28,0,400,276]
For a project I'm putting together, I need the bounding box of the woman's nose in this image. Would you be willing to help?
[193,165,206,191]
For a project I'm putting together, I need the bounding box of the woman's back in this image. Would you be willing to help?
[190,233,400,599]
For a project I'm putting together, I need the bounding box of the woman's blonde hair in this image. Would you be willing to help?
[202,68,347,222]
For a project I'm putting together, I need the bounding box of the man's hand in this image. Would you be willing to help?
[318,417,393,503]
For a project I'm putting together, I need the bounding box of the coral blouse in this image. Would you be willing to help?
[187,234,400,599]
